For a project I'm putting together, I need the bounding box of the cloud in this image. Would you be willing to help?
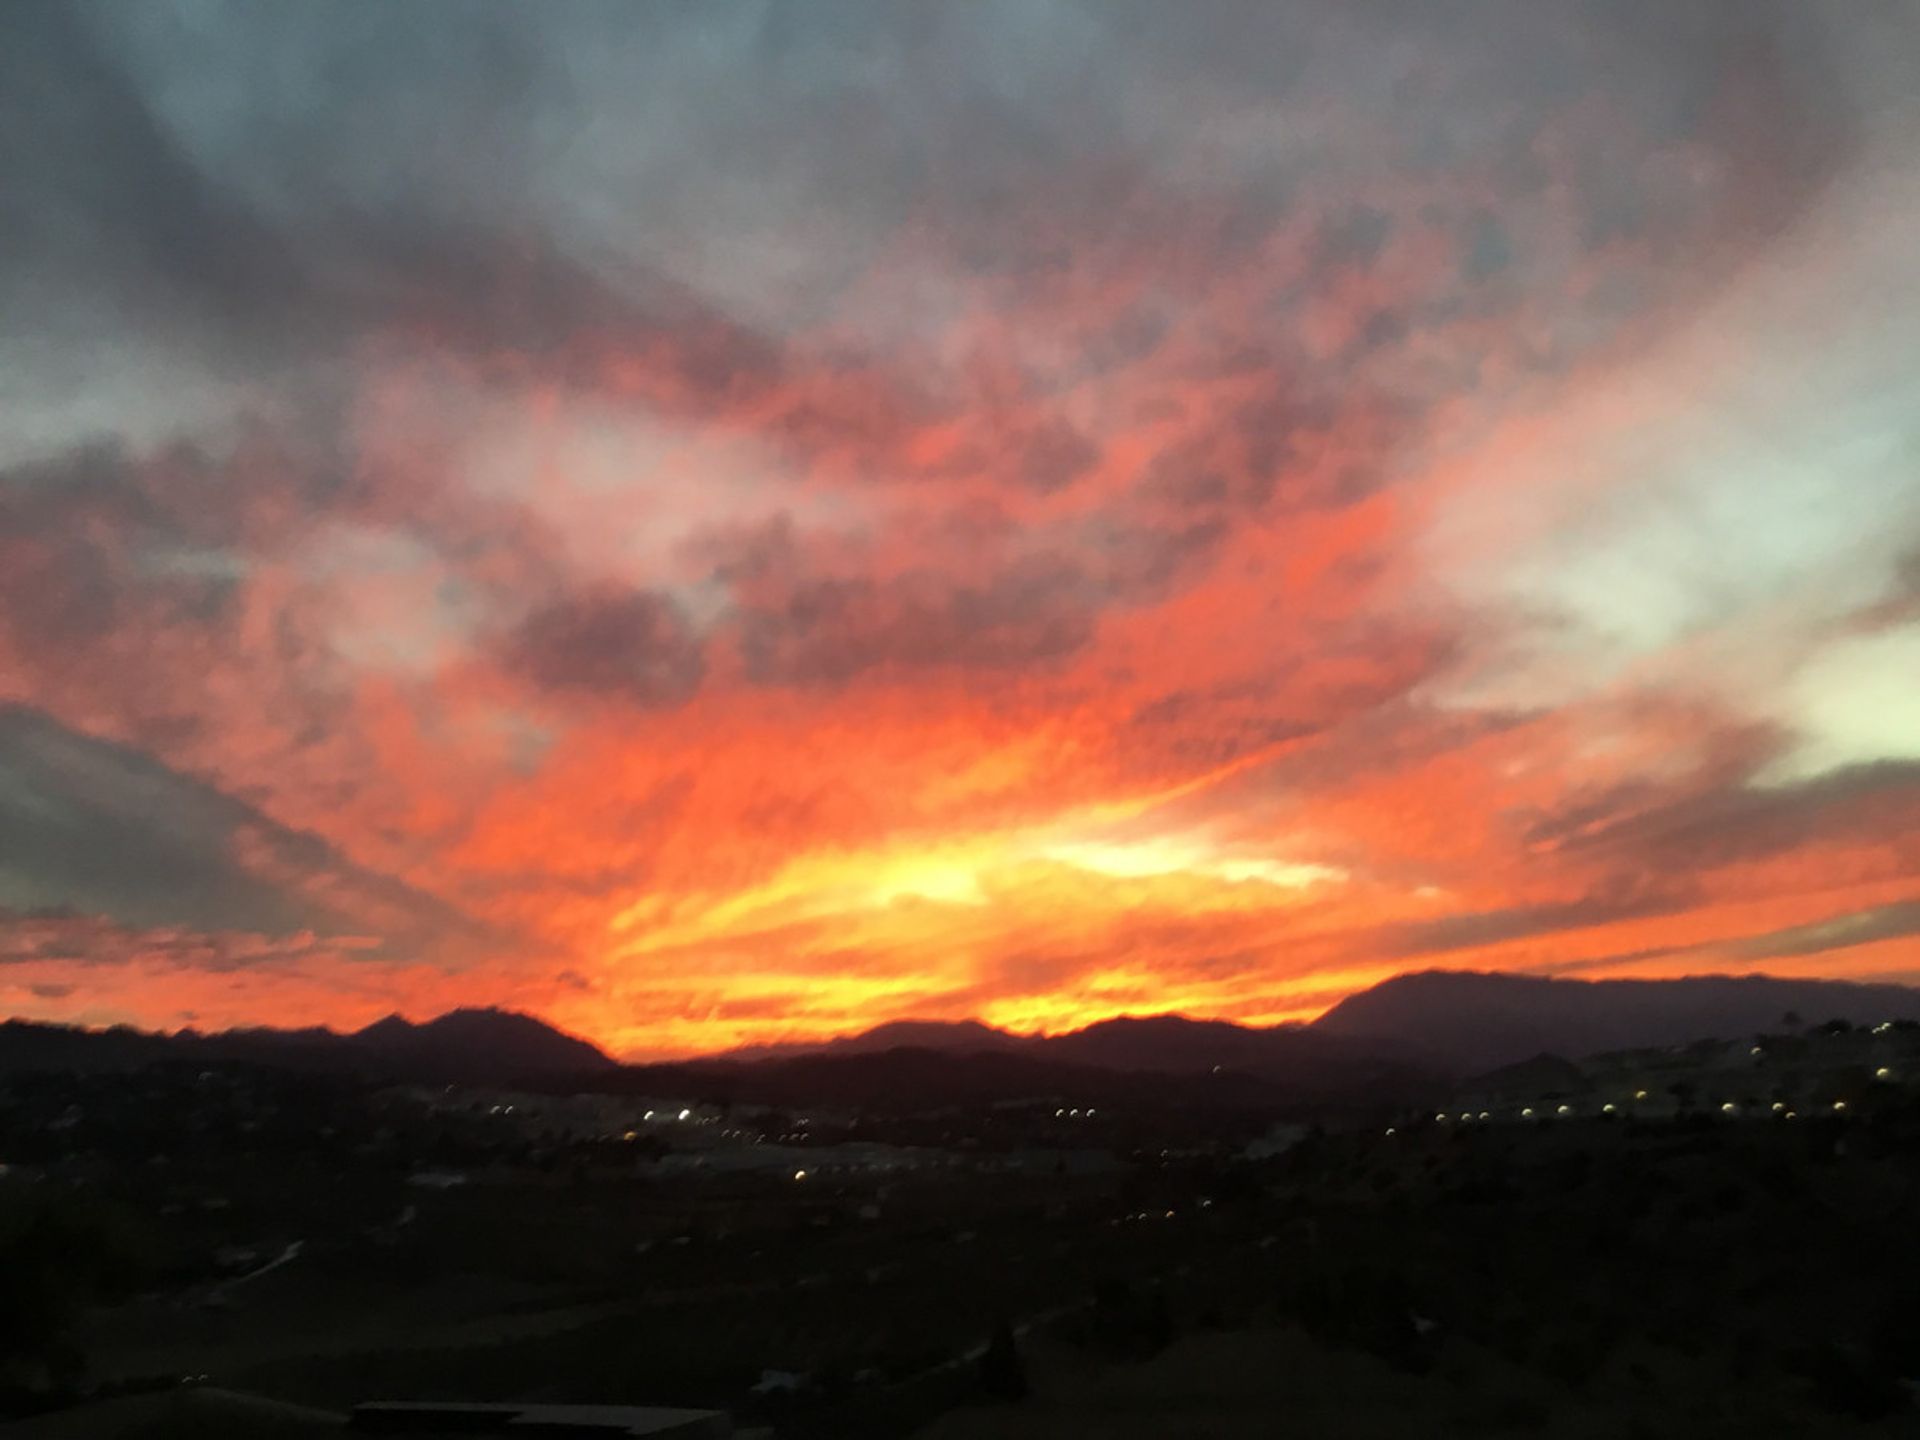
[503,589,706,707]
[1562,760,1920,873]
[734,549,1106,688]
[0,704,495,959]
[1735,900,1920,961]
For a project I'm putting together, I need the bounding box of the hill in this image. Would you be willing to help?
[1313,969,1920,1070]
[351,1007,615,1079]
[0,1007,613,1083]
[599,1042,1428,1119]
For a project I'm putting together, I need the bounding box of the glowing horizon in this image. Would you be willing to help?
[3,3,1918,1061]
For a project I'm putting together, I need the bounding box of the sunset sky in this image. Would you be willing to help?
[3,2,1918,1058]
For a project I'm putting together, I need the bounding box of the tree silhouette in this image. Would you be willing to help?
[979,1316,1028,1400]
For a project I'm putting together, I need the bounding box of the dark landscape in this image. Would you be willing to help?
[9,972,1920,1436]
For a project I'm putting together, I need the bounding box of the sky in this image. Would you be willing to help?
[3,2,1919,1058]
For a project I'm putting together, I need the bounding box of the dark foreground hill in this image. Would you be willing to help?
[0,1007,612,1084]
[598,1042,1431,1120]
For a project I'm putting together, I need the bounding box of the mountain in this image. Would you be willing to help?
[710,970,1920,1094]
[1034,1014,1376,1078]
[351,1008,616,1078]
[1313,969,1920,1071]
[0,1007,613,1083]
[13,970,1920,1098]
[721,1012,1412,1083]
[721,1018,1028,1063]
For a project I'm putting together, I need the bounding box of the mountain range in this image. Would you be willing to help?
[717,969,1920,1075]
[0,1007,613,1084]
[7,970,1920,1096]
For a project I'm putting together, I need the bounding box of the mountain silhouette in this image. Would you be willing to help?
[1313,969,1920,1069]
[0,1006,612,1082]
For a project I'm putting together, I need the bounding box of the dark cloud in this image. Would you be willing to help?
[1736,900,1920,960]
[740,554,1100,688]
[1012,420,1101,495]
[1316,204,1394,272]
[0,442,246,649]
[0,704,492,955]
[503,589,706,708]
[1374,883,1689,959]
[0,4,312,348]
[1560,761,1920,872]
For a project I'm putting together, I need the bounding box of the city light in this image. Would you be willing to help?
[1876,1067,1892,1080]
[678,1109,691,1122]
[793,1169,807,1181]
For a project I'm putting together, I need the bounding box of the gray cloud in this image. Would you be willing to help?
[503,589,707,708]
[1736,900,1920,961]
[0,704,493,956]
[1559,760,1920,872]
[1373,885,1688,960]
[739,553,1101,688]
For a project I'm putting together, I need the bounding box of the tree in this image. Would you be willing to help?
[979,1317,1028,1400]
[1143,1287,1174,1353]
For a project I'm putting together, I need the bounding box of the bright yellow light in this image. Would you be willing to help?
[1042,835,1339,889]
